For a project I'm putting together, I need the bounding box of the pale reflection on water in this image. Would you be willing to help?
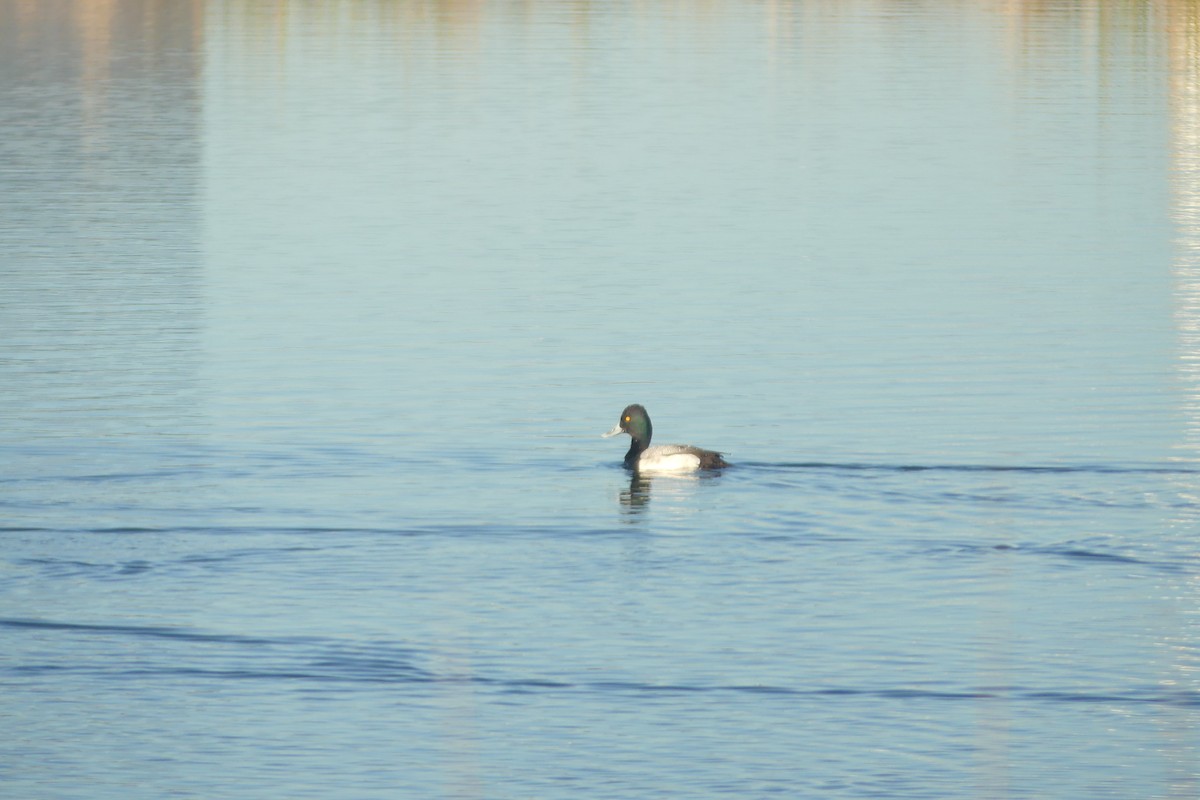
[0,0,204,471]
[1166,7,1200,796]
[2,1,1200,798]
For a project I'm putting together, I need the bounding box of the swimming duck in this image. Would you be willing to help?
[603,404,729,472]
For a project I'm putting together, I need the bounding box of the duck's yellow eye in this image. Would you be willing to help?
[624,415,631,422]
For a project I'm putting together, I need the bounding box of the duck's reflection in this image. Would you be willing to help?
[617,471,707,516]
[619,474,655,510]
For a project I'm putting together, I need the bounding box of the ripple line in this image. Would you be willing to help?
[743,461,1200,475]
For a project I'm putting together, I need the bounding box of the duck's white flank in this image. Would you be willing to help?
[636,446,703,473]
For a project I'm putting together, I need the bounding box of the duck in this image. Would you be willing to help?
[602,404,729,472]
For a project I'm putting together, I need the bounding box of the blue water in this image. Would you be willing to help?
[3,1,1200,797]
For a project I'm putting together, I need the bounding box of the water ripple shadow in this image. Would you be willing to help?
[0,617,296,647]
[6,619,1196,710]
[742,461,1200,476]
[562,680,1200,708]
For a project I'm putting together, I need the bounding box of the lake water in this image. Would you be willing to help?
[3,0,1200,797]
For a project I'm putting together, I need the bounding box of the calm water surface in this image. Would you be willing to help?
[3,1,1200,797]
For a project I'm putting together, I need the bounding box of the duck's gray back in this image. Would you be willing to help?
[650,444,729,469]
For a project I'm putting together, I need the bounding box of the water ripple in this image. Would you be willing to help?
[743,461,1200,475]
[0,618,296,647]
[6,618,1196,710]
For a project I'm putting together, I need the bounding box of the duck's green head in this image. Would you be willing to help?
[602,403,652,446]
